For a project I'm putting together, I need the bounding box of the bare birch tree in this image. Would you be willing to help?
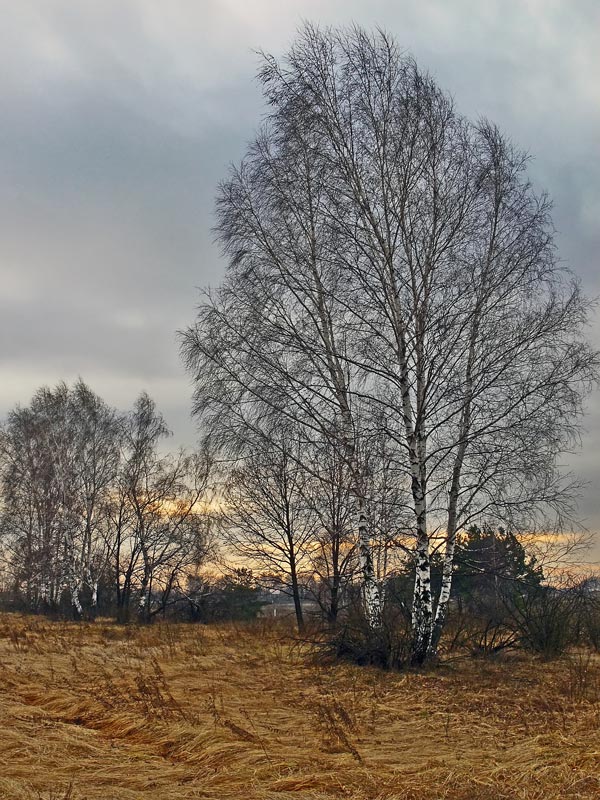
[182,24,598,663]
[114,393,214,622]
[181,97,384,627]
[0,381,121,616]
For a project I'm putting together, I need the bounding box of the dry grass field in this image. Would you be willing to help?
[1,614,599,800]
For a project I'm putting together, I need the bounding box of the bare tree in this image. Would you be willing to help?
[182,24,598,663]
[0,404,62,608]
[181,78,384,627]
[0,385,215,622]
[113,393,214,623]
[220,432,315,632]
[69,381,122,611]
[0,381,121,617]
[302,440,357,623]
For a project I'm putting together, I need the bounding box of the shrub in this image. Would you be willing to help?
[503,584,581,658]
[317,605,412,670]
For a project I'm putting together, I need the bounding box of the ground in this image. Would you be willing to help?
[0,614,599,799]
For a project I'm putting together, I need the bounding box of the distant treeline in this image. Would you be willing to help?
[2,382,600,664]
[0,380,212,623]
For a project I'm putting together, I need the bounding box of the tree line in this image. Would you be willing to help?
[0,379,400,627]
[0,378,559,644]
[0,381,213,623]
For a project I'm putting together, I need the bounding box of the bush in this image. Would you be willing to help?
[184,569,266,623]
[317,605,412,670]
[446,609,517,658]
[576,594,600,652]
[503,584,581,658]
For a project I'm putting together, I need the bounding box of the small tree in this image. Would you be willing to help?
[303,444,357,623]
[453,525,544,607]
[112,393,214,623]
[220,434,315,632]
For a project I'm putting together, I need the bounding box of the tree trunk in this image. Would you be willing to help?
[411,533,433,665]
[429,316,478,658]
[137,574,150,623]
[71,584,83,620]
[328,562,340,623]
[289,556,305,633]
[356,493,382,629]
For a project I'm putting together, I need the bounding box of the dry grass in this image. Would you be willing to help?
[0,614,599,799]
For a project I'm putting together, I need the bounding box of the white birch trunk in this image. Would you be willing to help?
[429,315,479,657]
[71,583,83,616]
[410,480,433,664]
[430,455,464,656]
[309,256,383,628]
[138,587,147,612]
[380,251,432,661]
[356,495,382,628]
[429,529,457,657]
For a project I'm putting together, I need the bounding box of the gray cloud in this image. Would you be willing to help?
[1,0,598,546]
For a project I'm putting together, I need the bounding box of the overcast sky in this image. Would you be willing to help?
[1,1,598,539]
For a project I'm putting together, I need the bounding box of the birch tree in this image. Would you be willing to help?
[0,405,63,608]
[114,393,214,622]
[183,24,598,664]
[0,381,121,616]
[69,381,122,611]
[181,105,384,627]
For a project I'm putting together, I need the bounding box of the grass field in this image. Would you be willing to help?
[1,614,599,799]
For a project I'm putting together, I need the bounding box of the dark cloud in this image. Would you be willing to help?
[1,1,598,545]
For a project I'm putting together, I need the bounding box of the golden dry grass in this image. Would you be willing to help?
[0,614,599,799]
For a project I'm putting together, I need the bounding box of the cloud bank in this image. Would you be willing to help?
[1,0,598,534]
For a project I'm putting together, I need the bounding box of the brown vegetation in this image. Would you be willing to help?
[0,614,599,799]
